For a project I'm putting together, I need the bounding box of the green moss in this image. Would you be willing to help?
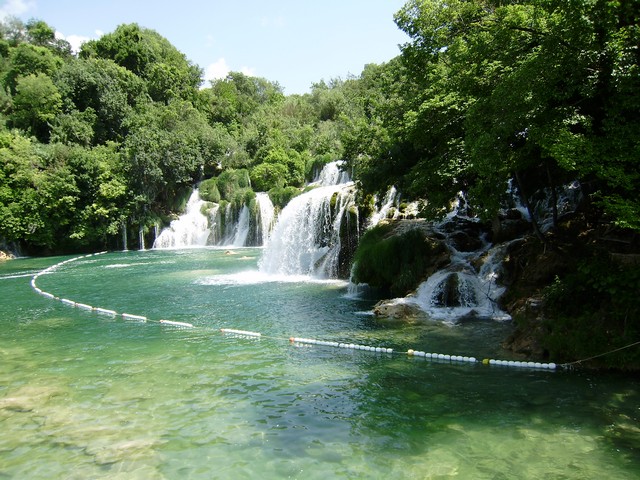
[199,178,220,203]
[352,224,444,297]
[268,186,301,209]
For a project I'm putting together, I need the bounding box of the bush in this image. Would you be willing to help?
[250,162,287,192]
[352,224,445,297]
[200,169,251,204]
[199,177,220,203]
[268,186,301,209]
[542,257,640,369]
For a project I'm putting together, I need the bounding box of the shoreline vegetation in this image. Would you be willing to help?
[1,1,639,370]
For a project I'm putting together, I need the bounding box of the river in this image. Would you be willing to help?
[0,248,638,479]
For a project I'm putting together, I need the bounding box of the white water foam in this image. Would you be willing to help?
[154,189,211,249]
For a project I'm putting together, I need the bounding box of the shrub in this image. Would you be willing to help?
[352,225,444,297]
[199,177,220,203]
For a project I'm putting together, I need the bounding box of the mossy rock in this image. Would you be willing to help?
[352,220,449,297]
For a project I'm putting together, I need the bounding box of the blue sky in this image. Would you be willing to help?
[1,0,409,95]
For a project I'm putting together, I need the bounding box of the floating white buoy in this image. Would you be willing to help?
[61,298,75,306]
[160,319,194,328]
[76,303,93,311]
[95,307,117,316]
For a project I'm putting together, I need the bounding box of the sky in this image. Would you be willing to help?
[1,0,409,95]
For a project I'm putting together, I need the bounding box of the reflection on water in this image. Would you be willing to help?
[0,249,638,479]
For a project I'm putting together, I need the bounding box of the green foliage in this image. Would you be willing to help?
[54,57,147,144]
[250,162,287,192]
[352,225,444,297]
[543,257,640,369]
[198,169,255,210]
[198,177,221,203]
[80,23,201,103]
[10,73,62,141]
[50,107,97,146]
[268,186,300,209]
[263,146,305,187]
[4,43,63,93]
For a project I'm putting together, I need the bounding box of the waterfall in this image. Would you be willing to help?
[256,192,275,245]
[153,189,277,249]
[406,206,510,321]
[154,189,211,249]
[259,161,355,278]
[369,186,398,227]
[507,179,583,232]
[231,205,250,247]
[311,160,351,186]
[121,221,128,251]
[139,226,145,251]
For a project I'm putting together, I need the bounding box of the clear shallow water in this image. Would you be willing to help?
[0,248,638,479]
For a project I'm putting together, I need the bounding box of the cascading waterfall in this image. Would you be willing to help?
[154,189,211,249]
[139,226,145,251]
[377,181,584,322]
[311,160,351,186]
[368,186,398,227]
[410,200,511,321]
[256,192,275,245]
[369,192,511,322]
[154,189,276,249]
[259,161,355,278]
[507,179,583,232]
[231,205,250,247]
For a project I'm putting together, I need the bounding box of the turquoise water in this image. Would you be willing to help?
[1,248,638,479]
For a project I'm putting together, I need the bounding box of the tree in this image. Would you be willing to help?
[54,57,147,144]
[10,73,62,141]
[80,23,202,103]
[4,42,63,92]
[392,0,640,230]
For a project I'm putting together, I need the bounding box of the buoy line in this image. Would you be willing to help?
[30,252,561,371]
[30,252,194,329]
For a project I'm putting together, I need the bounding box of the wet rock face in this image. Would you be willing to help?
[491,209,533,243]
[448,231,484,252]
[438,216,490,252]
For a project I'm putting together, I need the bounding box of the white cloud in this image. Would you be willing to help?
[204,58,231,83]
[0,0,35,20]
[55,31,90,54]
[240,66,256,77]
[203,58,256,86]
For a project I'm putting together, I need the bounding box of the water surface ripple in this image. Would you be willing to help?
[0,249,638,479]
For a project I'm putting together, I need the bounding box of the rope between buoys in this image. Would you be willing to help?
[558,341,640,368]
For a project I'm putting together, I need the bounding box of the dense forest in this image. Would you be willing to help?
[1,1,639,367]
